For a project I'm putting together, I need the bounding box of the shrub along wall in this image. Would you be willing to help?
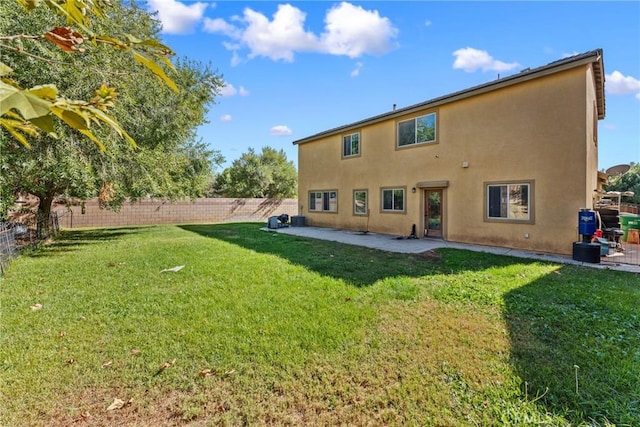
[54,198,299,229]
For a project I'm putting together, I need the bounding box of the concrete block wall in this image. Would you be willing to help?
[54,198,300,228]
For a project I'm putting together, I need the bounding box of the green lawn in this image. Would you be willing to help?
[1,223,638,426]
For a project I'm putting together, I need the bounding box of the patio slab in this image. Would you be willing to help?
[265,226,640,274]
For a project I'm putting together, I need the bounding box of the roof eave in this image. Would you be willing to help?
[592,53,606,119]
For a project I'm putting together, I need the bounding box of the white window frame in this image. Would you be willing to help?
[309,190,338,213]
[381,187,406,213]
[397,112,437,147]
[342,132,361,158]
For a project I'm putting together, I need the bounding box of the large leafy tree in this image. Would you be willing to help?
[0,0,225,217]
[604,163,640,205]
[214,147,297,199]
[0,0,177,148]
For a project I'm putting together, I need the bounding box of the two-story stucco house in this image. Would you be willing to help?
[292,49,605,255]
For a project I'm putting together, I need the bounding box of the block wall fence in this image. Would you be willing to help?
[53,198,300,229]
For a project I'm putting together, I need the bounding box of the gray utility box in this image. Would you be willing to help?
[594,237,611,257]
[267,216,279,229]
[291,216,306,227]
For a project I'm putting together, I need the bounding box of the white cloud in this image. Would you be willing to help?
[230,51,243,67]
[242,4,319,61]
[222,41,242,51]
[218,83,249,97]
[606,71,640,99]
[320,2,398,58]
[219,83,237,97]
[220,114,232,122]
[203,2,398,62]
[270,125,293,136]
[452,47,520,73]
[146,0,208,34]
[424,20,432,27]
[351,62,364,77]
[219,42,245,66]
[203,17,242,38]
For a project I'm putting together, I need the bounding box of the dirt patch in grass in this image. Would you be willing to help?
[40,383,236,426]
[236,299,512,426]
[376,299,509,383]
[20,299,512,426]
[414,249,442,263]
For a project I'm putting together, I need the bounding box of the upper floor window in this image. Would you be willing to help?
[486,182,532,222]
[343,132,360,158]
[309,190,338,212]
[398,113,436,147]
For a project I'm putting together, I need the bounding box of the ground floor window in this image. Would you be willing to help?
[309,190,338,212]
[353,190,367,215]
[381,187,405,212]
[486,182,532,222]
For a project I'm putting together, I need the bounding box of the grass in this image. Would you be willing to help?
[0,222,638,426]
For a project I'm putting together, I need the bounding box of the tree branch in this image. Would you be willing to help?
[0,41,70,67]
[0,34,42,42]
[0,41,130,76]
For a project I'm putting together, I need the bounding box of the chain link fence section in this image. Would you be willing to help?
[0,225,18,275]
[0,212,60,275]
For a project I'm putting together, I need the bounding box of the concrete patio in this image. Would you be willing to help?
[266,226,640,274]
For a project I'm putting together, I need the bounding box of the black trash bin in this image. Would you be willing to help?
[572,242,600,263]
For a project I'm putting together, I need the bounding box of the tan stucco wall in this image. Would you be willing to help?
[52,198,299,228]
[298,65,599,255]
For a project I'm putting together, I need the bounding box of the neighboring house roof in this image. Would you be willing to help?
[293,49,605,146]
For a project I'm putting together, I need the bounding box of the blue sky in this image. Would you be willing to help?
[146,1,640,172]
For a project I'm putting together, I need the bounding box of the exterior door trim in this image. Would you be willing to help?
[424,189,444,238]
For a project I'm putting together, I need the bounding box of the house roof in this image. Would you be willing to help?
[292,49,605,146]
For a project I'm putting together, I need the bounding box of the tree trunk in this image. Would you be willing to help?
[33,190,57,240]
[37,192,55,221]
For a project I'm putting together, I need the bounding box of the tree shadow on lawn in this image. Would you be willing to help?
[27,226,150,257]
[182,223,639,424]
[179,223,469,287]
[503,265,640,425]
[178,223,554,290]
